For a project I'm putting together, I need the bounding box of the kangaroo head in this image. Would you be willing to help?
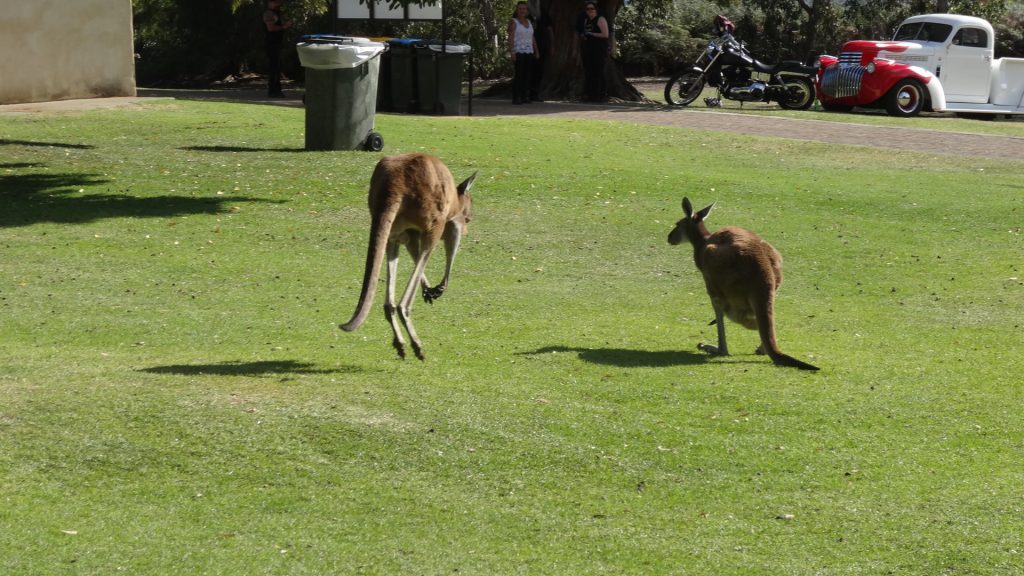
[451,171,477,229]
[668,196,715,245]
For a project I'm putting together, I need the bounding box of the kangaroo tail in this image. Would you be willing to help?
[769,352,820,371]
[753,291,819,371]
[340,202,397,332]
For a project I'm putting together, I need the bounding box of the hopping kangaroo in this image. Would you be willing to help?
[341,153,476,360]
[667,197,819,371]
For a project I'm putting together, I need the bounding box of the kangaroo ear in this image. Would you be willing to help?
[695,202,715,222]
[682,197,693,217]
[457,171,478,195]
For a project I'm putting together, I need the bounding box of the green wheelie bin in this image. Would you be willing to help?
[297,36,386,151]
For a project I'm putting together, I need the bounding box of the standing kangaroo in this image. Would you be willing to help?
[667,197,819,371]
[341,153,477,361]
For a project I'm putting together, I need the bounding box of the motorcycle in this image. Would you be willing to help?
[664,16,818,111]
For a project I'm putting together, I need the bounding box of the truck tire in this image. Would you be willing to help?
[885,79,925,117]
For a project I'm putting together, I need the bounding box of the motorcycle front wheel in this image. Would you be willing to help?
[777,76,815,110]
[664,72,705,107]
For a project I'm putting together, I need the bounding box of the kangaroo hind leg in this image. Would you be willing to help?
[397,243,436,361]
[383,240,407,359]
[698,302,730,356]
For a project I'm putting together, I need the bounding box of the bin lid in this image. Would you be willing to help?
[387,38,423,46]
[426,42,471,54]
[297,36,385,69]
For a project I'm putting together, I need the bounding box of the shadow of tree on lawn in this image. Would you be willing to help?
[521,346,710,368]
[141,360,362,377]
[182,145,307,153]
[0,166,276,228]
[0,138,95,149]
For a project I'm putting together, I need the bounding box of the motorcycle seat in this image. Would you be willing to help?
[753,59,817,75]
[751,59,779,74]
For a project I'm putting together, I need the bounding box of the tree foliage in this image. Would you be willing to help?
[133,0,1024,88]
[133,0,333,85]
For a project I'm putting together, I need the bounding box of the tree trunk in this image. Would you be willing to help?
[536,0,641,101]
[797,0,820,62]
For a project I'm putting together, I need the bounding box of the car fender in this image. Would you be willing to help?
[919,69,946,111]
[859,60,933,103]
[882,63,945,111]
[818,58,942,108]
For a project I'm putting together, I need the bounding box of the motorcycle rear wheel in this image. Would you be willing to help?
[777,76,815,110]
[664,72,705,107]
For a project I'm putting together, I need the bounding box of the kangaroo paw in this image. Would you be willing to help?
[698,343,728,356]
[392,338,406,360]
[422,284,445,304]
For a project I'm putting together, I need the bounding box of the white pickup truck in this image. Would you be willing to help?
[816,13,1024,117]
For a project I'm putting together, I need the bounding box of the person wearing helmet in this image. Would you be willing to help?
[713,15,735,37]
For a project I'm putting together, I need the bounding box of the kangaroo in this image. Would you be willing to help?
[667,197,819,371]
[340,153,477,361]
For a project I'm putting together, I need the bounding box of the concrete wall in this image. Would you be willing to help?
[0,0,136,104]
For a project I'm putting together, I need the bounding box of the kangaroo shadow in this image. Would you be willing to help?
[521,346,710,368]
[140,360,362,377]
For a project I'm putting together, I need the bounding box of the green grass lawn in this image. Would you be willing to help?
[2,99,1023,575]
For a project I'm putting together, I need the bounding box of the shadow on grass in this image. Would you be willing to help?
[0,165,278,228]
[522,346,710,368]
[141,360,361,377]
[136,87,304,110]
[0,138,95,149]
[182,145,307,153]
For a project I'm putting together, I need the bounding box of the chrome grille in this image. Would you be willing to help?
[839,51,862,65]
[820,65,865,99]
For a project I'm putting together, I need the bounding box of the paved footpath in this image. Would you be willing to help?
[467,98,1024,161]
[4,89,1023,161]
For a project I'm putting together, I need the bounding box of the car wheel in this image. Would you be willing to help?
[885,79,925,117]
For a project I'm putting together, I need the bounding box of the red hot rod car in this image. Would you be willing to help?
[816,13,1024,117]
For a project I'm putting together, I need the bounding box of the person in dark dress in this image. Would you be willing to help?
[578,2,609,102]
[263,0,292,97]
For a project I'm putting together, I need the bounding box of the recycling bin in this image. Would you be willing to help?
[415,42,471,115]
[297,36,386,151]
[385,39,422,112]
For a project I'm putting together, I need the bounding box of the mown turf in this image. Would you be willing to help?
[1,100,1022,575]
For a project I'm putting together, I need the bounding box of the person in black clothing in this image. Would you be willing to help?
[578,2,609,102]
[263,0,292,98]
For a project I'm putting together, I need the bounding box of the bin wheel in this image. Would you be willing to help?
[364,132,384,152]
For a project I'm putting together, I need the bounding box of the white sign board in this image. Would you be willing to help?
[407,3,443,19]
[336,0,442,21]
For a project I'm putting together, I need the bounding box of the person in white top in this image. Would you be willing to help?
[507,1,539,105]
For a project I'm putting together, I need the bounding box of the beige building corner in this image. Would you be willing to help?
[0,0,136,105]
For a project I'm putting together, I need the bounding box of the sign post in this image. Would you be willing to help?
[332,1,472,115]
